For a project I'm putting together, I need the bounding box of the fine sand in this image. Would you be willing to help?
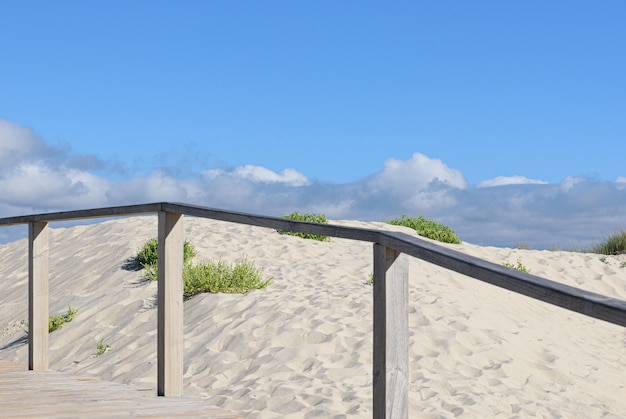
[1,216,625,418]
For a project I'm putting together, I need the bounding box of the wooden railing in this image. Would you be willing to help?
[1,202,626,419]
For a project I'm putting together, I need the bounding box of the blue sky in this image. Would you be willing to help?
[1,1,625,248]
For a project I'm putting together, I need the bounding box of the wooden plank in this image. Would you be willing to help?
[0,201,383,241]
[162,202,383,242]
[373,244,409,419]
[157,211,184,397]
[0,359,240,418]
[28,221,49,371]
[0,203,162,225]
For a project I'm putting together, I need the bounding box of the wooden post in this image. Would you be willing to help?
[29,221,49,371]
[157,211,184,397]
[373,244,409,418]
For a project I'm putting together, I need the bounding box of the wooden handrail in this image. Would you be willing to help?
[2,202,626,419]
[3,202,625,326]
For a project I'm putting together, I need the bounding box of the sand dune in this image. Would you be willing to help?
[1,216,625,418]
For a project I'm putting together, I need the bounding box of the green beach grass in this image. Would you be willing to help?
[587,228,626,255]
[279,212,331,241]
[385,214,461,244]
[135,238,272,298]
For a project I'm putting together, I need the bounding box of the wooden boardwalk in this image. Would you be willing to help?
[0,359,240,418]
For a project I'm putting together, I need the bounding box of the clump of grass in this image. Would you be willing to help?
[26,305,78,334]
[49,305,78,332]
[588,228,626,255]
[385,214,461,244]
[135,239,272,297]
[96,339,111,356]
[143,264,159,281]
[503,258,530,273]
[279,212,330,241]
[135,238,197,267]
[183,258,272,299]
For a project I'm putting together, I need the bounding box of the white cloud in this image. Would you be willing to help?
[403,188,459,212]
[306,199,356,219]
[368,153,467,195]
[202,169,224,180]
[106,171,193,204]
[0,119,43,166]
[358,153,466,215]
[202,166,309,187]
[560,176,584,192]
[1,119,626,249]
[233,165,309,186]
[0,162,110,209]
[477,176,548,188]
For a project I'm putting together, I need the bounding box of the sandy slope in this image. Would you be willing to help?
[1,216,625,418]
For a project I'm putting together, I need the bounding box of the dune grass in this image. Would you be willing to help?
[48,305,79,332]
[503,258,531,273]
[588,228,626,255]
[385,214,461,244]
[279,211,330,241]
[96,338,111,356]
[26,305,78,334]
[183,258,272,299]
[136,238,272,297]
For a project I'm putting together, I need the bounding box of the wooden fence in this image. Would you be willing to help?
[1,202,625,419]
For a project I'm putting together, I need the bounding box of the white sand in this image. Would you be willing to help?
[1,216,625,418]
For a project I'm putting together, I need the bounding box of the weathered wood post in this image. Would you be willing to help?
[157,211,184,397]
[28,221,49,371]
[373,244,409,418]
